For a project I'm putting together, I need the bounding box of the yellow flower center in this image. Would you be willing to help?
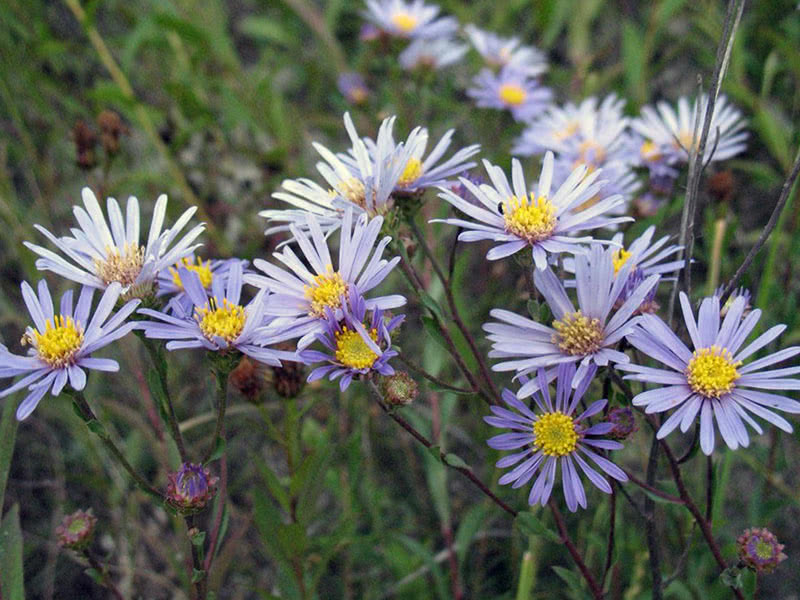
[398,157,423,187]
[640,140,662,162]
[95,243,145,287]
[686,346,741,398]
[391,12,418,33]
[533,412,579,457]
[196,298,246,343]
[498,83,527,106]
[169,257,213,290]
[32,316,84,367]
[612,248,633,274]
[335,177,368,209]
[304,268,347,318]
[502,194,557,242]
[552,311,605,356]
[335,326,379,369]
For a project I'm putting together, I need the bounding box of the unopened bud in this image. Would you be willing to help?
[381,371,418,407]
[72,121,97,170]
[737,527,786,574]
[607,407,637,441]
[56,509,97,550]
[97,110,129,156]
[166,463,218,514]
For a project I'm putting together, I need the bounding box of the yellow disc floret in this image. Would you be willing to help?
[305,268,347,318]
[170,257,213,290]
[95,243,145,287]
[335,326,379,370]
[552,311,605,356]
[640,140,662,162]
[196,298,246,343]
[398,157,423,187]
[498,83,527,106]
[391,12,418,33]
[533,412,579,457]
[32,316,84,367]
[686,346,741,398]
[503,194,557,242]
[612,248,633,274]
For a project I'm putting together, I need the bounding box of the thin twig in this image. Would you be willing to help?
[601,483,616,590]
[142,337,188,464]
[720,147,800,303]
[549,500,605,600]
[622,468,684,505]
[644,434,664,600]
[397,351,473,394]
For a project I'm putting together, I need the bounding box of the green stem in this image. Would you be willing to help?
[68,389,163,501]
[0,394,20,512]
[142,337,188,464]
[203,365,230,463]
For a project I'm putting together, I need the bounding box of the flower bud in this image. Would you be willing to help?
[166,463,218,514]
[97,109,129,156]
[380,371,418,407]
[737,527,787,573]
[230,356,265,403]
[607,407,637,441]
[72,121,97,170]
[270,345,306,399]
[56,509,97,550]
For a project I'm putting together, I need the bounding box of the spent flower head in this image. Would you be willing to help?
[737,527,787,574]
[56,509,97,550]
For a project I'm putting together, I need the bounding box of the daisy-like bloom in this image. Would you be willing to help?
[353,123,480,194]
[565,225,684,312]
[399,36,468,71]
[631,94,747,166]
[299,292,402,391]
[156,255,248,314]
[463,25,548,77]
[485,363,627,511]
[363,0,458,39]
[434,152,631,268]
[484,246,659,398]
[337,72,370,105]
[246,210,405,348]
[137,262,295,367]
[25,188,204,299]
[620,292,800,455]
[261,113,412,237]
[0,280,140,420]
[467,66,552,122]
[737,528,787,574]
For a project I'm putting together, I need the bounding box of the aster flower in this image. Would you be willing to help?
[299,292,402,391]
[157,255,248,314]
[137,262,295,366]
[352,123,480,194]
[716,285,752,318]
[485,363,627,512]
[631,94,747,166]
[565,225,684,312]
[467,66,552,122]
[484,246,659,397]
[261,113,411,237]
[25,188,204,299]
[0,280,140,420]
[363,0,458,39]
[337,72,370,104]
[246,209,405,348]
[434,152,632,268]
[620,292,800,455]
[463,25,548,77]
[399,36,468,71]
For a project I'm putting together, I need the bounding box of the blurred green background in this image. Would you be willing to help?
[1,0,799,598]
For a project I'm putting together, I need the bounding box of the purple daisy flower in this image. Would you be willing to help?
[299,292,402,391]
[467,66,552,122]
[620,292,800,455]
[0,280,139,420]
[485,363,628,512]
[434,152,632,268]
[137,262,295,367]
[363,0,458,40]
[156,255,249,314]
[484,245,659,398]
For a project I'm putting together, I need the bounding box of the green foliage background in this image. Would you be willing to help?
[0,0,798,598]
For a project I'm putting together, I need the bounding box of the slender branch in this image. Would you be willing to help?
[644,434,664,600]
[142,337,188,464]
[601,483,616,590]
[720,147,800,303]
[68,389,163,500]
[368,381,517,517]
[83,550,125,600]
[203,366,230,464]
[548,500,605,600]
[396,351,474,394]
[204,447,228,572]
[622,468,684,505]
[406,217,501,401]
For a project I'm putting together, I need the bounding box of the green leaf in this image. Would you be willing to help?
[454,504,492,566]
[86,419,109,439]
[238,16,292,46]
[190,530,207,547]
[0,504,25,600]
[426,445,442,460]
[515,512,561,544]
[255,458,291,513]
[551,565,584,594]
[443,453,471,471]
[191,568,206,584]
[419,291,446,322]
[0,395,19,511]
[622,22,646,106]
[421,316,449,352]
[207,436,226,463]
[720,566,743,589]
